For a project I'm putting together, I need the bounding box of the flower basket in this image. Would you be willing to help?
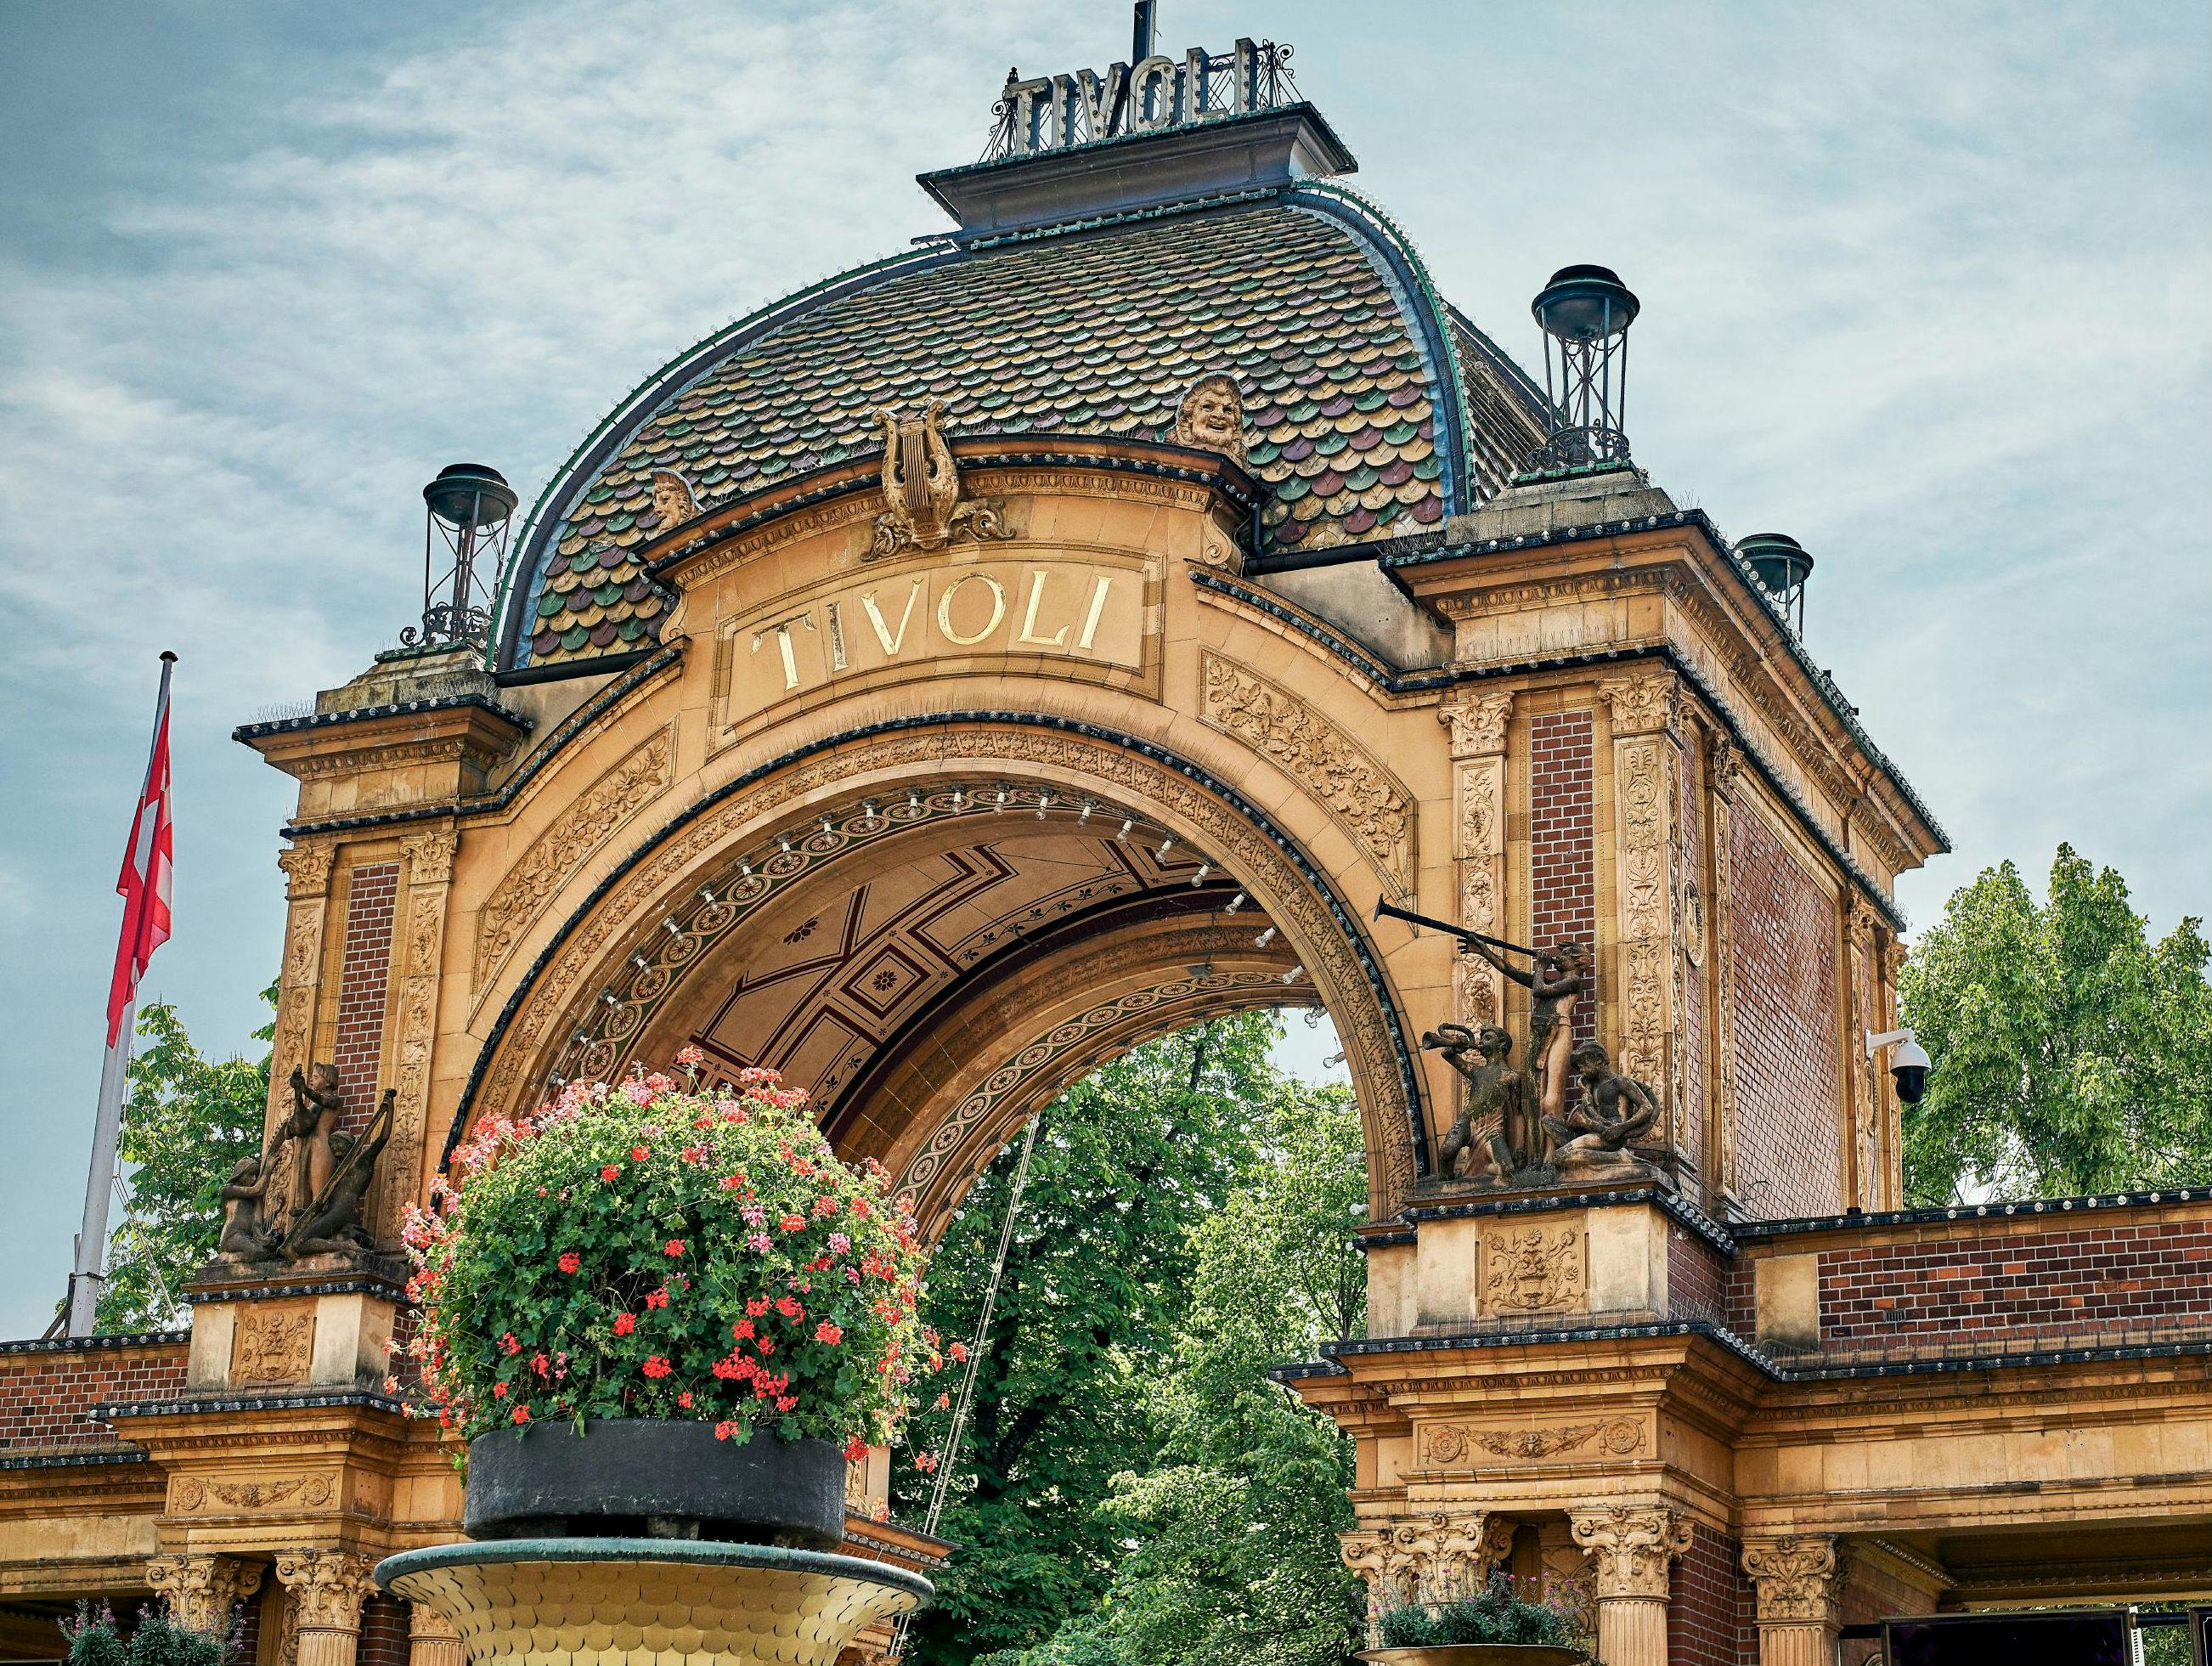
[400,1059,945,1547]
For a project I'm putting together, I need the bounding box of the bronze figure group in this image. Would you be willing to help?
[216,1065,394,1264]
[1380,897,1660,1187]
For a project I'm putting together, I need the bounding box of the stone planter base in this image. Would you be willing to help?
[377,1539,931,1666]
[1357,1647,1586,1666]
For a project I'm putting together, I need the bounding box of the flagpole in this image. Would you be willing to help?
[65,997,136,1336]
[65,651,176,1338]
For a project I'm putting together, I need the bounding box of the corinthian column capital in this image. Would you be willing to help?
[145,1554,265,1634]
[1570,1503,1694,1600]
[273,1549,376,1634]
[1742,1535,1840,1624]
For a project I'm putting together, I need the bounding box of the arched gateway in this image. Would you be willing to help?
[8,25,2212,1666]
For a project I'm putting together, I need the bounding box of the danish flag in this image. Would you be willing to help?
[105,653,176,1046]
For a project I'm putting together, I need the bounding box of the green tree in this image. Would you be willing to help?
[893,1015,1284,1666]
[985,1078,1369,1666]
[93,991,273,1331]
[1899,846,2212,1206]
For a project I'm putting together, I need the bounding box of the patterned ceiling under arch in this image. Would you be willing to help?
[676,815,1286,1116]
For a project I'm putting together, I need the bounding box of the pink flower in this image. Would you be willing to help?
[742,1204,768,1227]
[748,1233,771,1253]
[674,1044,705,1068]
[828,1232,850,1255]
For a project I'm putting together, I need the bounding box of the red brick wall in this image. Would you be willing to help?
[334,861,399,1130]
[1668,1223,1731,1326]
[357,1595,409,1666]
[1669,1524,1752,1666]
[1725,804,1842,1218]
[1816,1213,2212,1348]
[1529,711,1596,1082]
[0,1335,186,1450]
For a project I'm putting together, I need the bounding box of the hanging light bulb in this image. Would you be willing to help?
[1189,863,1211,886]
[1282,963,1304,984]
[1115,818,1132,841]
[1156,835,1176,859]
[1254,925,1277,948]
[1078,801,1094,824]
[1225,893,1246,914]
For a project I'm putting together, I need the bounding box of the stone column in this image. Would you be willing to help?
[274,1550,375,1666]
[1570,1504,1692,1666]
[1600,672,1688,1147]
[1742,1536,1841,1666]
[145,1554,264,1635]
[383,824,459,1240]
[1440,692,1515,1036]
[1706,736,1741,1206]
[407,1602,464,1666]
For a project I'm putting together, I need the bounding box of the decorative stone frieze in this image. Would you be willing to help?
[145,1554,264,1634]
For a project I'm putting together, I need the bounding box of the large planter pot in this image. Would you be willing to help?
[1357,1649,1585,1666]
[466,1419,847,1550]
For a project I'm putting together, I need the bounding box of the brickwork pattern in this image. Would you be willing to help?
[0,1336,186,1450]
[1668,1223,1731,1326]
[358,1595,409,1666]
[333,862,399,1132]
[1817,1215,2212,1347]
[1725,806,1842,1218]
[1668,1524,1752,1666]
[1528,711,1596,1093]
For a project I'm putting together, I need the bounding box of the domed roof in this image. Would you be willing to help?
[498,186,1548,672]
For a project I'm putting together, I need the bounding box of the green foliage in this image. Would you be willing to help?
[64,1605,228,1666]
[894,1016,1295,1666]
[1899,846,2212,1205]
[941,1027,1368,1666]
[94,990,274,1332]
[1377,1571,1575,1649]
[403,1065,934,1450]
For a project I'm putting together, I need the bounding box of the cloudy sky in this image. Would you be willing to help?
[1,0,2205,1336]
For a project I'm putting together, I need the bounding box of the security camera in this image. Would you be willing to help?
[1866,1028,1933,1105]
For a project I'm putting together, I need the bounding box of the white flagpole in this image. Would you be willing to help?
[66,652,175,1338]
[66,997,136,1336]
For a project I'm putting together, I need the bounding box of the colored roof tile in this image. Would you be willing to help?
[504,196,1548,669]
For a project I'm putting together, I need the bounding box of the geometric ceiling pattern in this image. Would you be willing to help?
[686,823,1222,1112]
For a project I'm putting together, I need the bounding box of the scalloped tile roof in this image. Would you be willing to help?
[511,199,1544,669]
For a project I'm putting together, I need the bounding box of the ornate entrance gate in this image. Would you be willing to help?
[8,27,2209,1666]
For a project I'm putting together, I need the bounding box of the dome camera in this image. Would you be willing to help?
[1866,1028,1933,1105]
[1889,1037,1932,1105]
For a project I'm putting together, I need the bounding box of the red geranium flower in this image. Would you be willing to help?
[512,1404,530,1424]
[646,1289,669,1309]
[631,1146,651,1161]
[557,1251,581,1274]
[844,1437,870,1461]
[815,1322,844,1346]
[601,1165,621,1182]
[641,1355,673,1379]
[612,1313,636,1336]
[746,1297,770,1318]
[677,1391,693,1409]
[775,1295,804,1319]
[665,1240,686,1257]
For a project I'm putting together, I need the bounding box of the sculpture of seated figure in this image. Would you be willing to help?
[215,1153,276,1260]
[1542,1041,1660,1177]
[1424,1023,1531,1182]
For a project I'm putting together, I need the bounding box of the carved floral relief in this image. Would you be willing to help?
[1476,1223,1586,1316]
